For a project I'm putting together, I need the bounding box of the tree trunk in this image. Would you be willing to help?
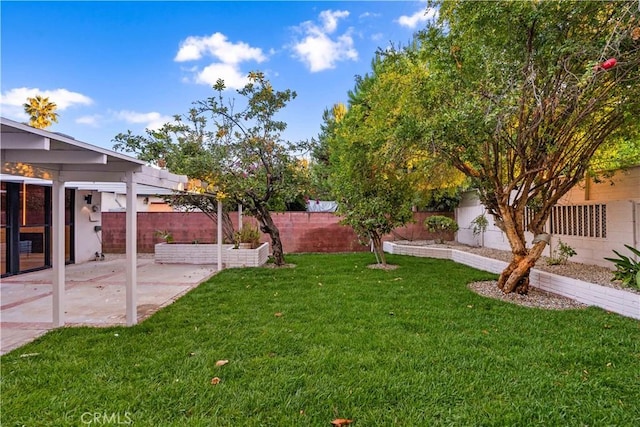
[370,232,386,265]
[498,241,547,294]
[254,205,286,266]
[201,207,235,242]
[219,210,235,243]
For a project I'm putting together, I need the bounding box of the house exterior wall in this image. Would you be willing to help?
[559,167,640,203]
[74,190,103,263]
[100,192,170,212]
[455,166,640,268]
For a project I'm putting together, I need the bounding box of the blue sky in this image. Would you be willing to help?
[1,1,435,151]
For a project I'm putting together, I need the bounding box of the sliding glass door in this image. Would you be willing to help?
[0,181,74,277]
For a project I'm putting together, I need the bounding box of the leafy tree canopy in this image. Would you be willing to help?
[413,0,640,292]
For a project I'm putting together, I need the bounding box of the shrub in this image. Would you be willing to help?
[154,229,173,243]
[604,245,640,289]
[424,215,459,243]
[234,224,261,248]
[547,239,577,265]
[470,213,489,236]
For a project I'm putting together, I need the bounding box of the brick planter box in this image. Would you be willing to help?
[154,242,269,268]
[384,242,640,320]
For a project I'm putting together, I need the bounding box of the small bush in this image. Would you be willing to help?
[424,215,459,243]
[547,239,577,265]
[604,245,640,289]
[470,213,489,236]
[154,229,173,243]
[234,224,261,248]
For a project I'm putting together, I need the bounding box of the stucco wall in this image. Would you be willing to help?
[74,190,103,263]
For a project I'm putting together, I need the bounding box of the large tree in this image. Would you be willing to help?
[308,103,347,201]
[197,72,307,266]
[23,95,59,129]
[329,52,463,265]
[113,110,236,243]
[415,0,640,293]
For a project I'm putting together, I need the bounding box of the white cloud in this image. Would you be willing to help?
[195,63,249,88]
[76,114,103,127]
[396,7,438,29]
[292,9,358,73]
[319,10,349,33]
[115,110,174,131]
[175,32,267,90]
[0,87,93,110]
[175,32,266,64]
[0,87,93,121]
[359,12,381,20]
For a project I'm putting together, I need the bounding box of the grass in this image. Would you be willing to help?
[1,253,639,426]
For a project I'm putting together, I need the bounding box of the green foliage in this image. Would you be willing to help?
[547,240,577,266]
[604,244,640,289]
[407,0,640,288]
[154,229,173,243]
[233,224,261,248]
[471,213,489,236]
[308,104,346,200]
[424,215,459,233]
[328,55,424,264]
[415,186,465,212]
[112,109,214,176]
[2,253,639,426]
[113,71,307,265]
[424,215,459,243]
[197,72,308,265]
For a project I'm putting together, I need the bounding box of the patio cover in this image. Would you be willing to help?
[0,116,188,326]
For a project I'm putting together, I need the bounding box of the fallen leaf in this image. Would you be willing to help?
[331,418,353,426]
[210,377,221,385]
[215,359,229,367]
[275,312,283,317]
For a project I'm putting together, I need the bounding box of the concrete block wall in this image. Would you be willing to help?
[101,211,451,254]
[384,242,640,320]
[224,242,270,268]
[546,200,638,268]
[456,185,640,268]
[153,242,269,268]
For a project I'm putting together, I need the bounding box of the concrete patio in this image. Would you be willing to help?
[0,255,218,355]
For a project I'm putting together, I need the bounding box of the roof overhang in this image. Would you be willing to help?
[0,117,187,190]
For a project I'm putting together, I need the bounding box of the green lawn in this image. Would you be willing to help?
[2,253,639,426]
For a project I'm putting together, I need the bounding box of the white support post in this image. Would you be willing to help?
[52,178,66,327]
[238,204,243,230]
[125,173,138,326]
[217,199,223,271]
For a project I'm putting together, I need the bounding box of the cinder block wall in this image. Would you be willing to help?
[101,211,451,254]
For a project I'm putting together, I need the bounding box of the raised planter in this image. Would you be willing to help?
[383,241,640,320]
[225,242,270,268]
[154,242,269,268]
